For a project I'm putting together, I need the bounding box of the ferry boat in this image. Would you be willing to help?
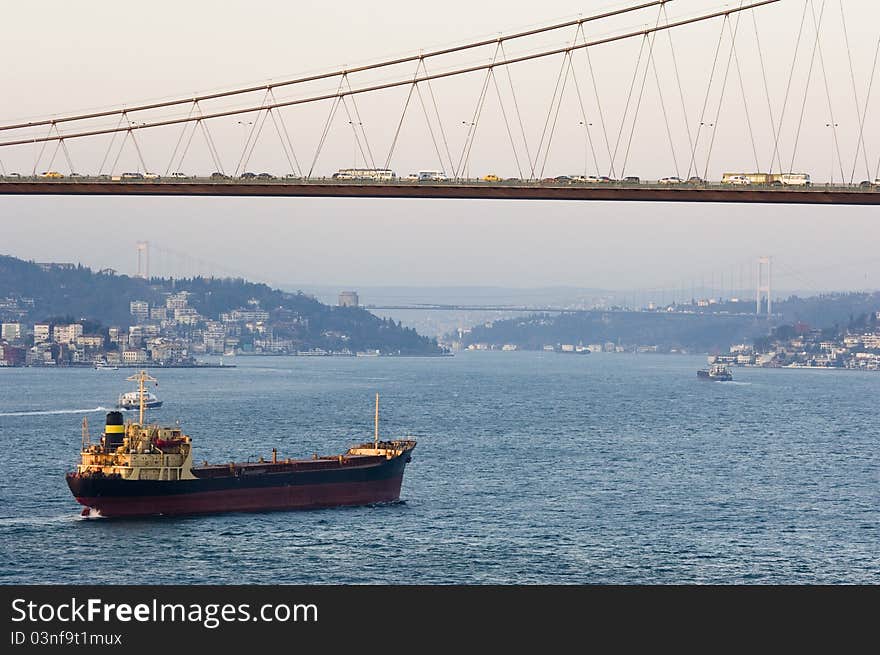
[116,371,162,409]
[697,363,733,381]
[117,391,162,409]
[66,372,416,518]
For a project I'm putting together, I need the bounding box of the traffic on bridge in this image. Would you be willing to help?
[1,0,878,205]
[1,170,879,204]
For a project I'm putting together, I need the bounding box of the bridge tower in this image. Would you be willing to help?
[756,256,772,316]
[136,241,150,280]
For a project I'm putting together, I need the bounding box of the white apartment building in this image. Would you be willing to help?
[76,335,105,348]
[166,292,190,311]
[33,324,50,343]
[862,333,880,350]
[1,323,22,341]
[122,349,148,363]
[130,300,150,322]
[53,324,83,345]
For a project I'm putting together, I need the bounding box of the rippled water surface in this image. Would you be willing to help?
[1,353,877,584]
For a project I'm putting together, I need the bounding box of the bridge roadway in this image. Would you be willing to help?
[1,179,879,204]
[365,305,768,315]
[366,304,570,312]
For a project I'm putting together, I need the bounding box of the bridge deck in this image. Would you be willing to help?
[1,180,878,205]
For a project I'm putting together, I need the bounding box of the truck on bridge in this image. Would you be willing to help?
[332,168,397,181]
[722,172,811,186]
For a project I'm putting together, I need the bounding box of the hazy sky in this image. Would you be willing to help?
[1,0,879,291]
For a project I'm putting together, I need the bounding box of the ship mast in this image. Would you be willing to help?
[127,369,158,426]
[374,392,379,448]
[81,416,90,451]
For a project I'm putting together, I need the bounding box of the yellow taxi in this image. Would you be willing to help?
[40,171,64,178]
[482,174,501,182]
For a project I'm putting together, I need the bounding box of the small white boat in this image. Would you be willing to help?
[117,390,162,410]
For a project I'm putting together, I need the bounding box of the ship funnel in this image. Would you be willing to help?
[104,411,125,448]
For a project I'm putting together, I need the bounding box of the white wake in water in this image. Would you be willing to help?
[0,406,110,417]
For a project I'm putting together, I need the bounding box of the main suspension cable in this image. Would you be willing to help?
[0,1,781,149]
[0,1,669,133]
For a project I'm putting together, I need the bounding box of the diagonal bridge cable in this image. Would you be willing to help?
[0,1,669,133]
[0,1,783,149]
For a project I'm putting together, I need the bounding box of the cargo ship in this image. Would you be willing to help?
[66,371,416,518]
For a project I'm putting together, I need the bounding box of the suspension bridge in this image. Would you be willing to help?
[1,0,879,204]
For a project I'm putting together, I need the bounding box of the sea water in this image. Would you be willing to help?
[0,352,877,584]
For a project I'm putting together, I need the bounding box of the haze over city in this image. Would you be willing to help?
[2,0,879,290]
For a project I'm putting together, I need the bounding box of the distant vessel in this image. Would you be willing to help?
[95,363,119,370]
[698,363,733,381]
[67,374,416,518]
[117,371,162,409]
[117,390,162,409]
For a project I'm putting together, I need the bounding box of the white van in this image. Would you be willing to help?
[418,170,448,181]
[779,173,810,186]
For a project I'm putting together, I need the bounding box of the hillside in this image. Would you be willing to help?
[0,255,445,355]
[455,292,880,354]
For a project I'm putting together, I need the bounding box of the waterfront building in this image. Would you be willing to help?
[76,335,105,349]
[53,324,83,345]
[862,333,880,350]
[1,323,22,341]
[122,349,148,364]
[33,324,50,344]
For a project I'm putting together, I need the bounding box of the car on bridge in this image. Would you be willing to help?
[120,172,143,179]
[40,171,64,178]
[482,174,501,182]
[621,176,640,184]
[240,172,257,179]
[257,172,276,179]
[211,172,231,180]
[687,176,705,184]
[170,172,189,179]
[659,176,683,184]
[418,170,448,181]
[722,175,751,185]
